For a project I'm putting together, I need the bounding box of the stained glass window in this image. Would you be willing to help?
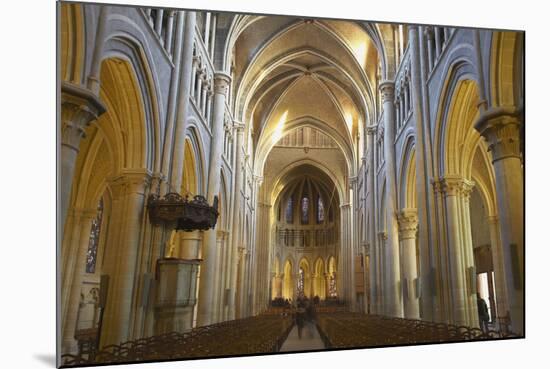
[86,198,104,274]
[301,197,309,224]
[329,274,337,297]
[285,196,293,223]
[317,196,325,223]
[298,268,305,296]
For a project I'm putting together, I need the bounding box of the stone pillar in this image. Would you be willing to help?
[433,175,478,327]
[475,108,524,334]
[434,26,442,58]
[100,169,152,347]
[366,125,378,314]
[254,200,270,314]
[398,209,420,319]
[237,247,249,318]
[61,208,97,354]
[339,203,353,307]
[377,231,388,312]
[487,215,509,330]
[176,230,202,259]
[228,122,245,319]
[159,12,184,196]
[214,230,228,322]
[424,27,434,71]
[409,25,436,321]
[154,9,164,37]
[197,72,231,326]
[164,11,175,55]
[169,11,196,192]
[379,81,403,318]
[60,83,106,231]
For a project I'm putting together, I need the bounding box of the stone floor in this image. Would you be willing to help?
[279,321,326,352]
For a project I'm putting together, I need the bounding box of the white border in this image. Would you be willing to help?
[1,0,547,368]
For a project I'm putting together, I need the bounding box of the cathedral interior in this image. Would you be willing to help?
[59,2,524,365]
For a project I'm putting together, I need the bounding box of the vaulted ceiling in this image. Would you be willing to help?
[225,15,394,172]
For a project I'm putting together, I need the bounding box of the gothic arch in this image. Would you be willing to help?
[181,138,198,195]
[313,257,326,298]
[433,60,479,177]
[282,258,294,299]
[184,123,207,195]
[398,134,417,210]
[490,31,524,108]
[101,31,163,172]
[256,115,355,181]
[60,2,85,84]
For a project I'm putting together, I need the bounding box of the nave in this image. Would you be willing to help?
[62,305,518,366]
[59,3,524,365]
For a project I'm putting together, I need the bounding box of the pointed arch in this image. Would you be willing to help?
[60,2,85,84]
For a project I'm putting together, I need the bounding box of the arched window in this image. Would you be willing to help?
[317,196,325,223]
[86,198,104,274]
[298,267,305,296]
[285,196,293,223]
[301,197,309,224]
[329,274,337,297]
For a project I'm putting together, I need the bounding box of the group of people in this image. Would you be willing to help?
[292,296,317,339]
[274,294,492,335]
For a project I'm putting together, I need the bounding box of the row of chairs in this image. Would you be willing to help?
[62,314,293,366]
[316,312,519,349]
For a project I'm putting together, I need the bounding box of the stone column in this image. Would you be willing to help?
[176,231,202,259]
[61,208,97,354]
[433,175,478,327]
[214,230,227,322]
[377,231,388,312]
[197,72,231,326]
[168,11,196,192]
[159,12,184,196]
[154,9,164,37]
[164,11,176,55]
[398,209,420,319]
[100,169,152,347]
[475,108,524,334]
[237,247,249,318]
[228,122,245,319]
[366,125,378,314]
[60,83,105,231]
[424,27,434,71]
[254,200,271,314]
[487,215,509,329]
[380,81,403,318]
[434,27,442,58]
[339,203,353,307]
[409,25,436,321]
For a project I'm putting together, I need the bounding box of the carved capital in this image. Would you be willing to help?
[379,81,395,103]
[433,175,475,198]
[213,72,232,96]
[487,215,499,225]
[107,169,153,199]
[378,231,388,241]
[217,230,229,241]
[69,207,97,222]
[474,106,523,163]
[397,209,418,240]
[233,120,245,132]
[61,82,106,151]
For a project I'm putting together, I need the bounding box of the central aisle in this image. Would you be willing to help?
[279,321,326,352]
